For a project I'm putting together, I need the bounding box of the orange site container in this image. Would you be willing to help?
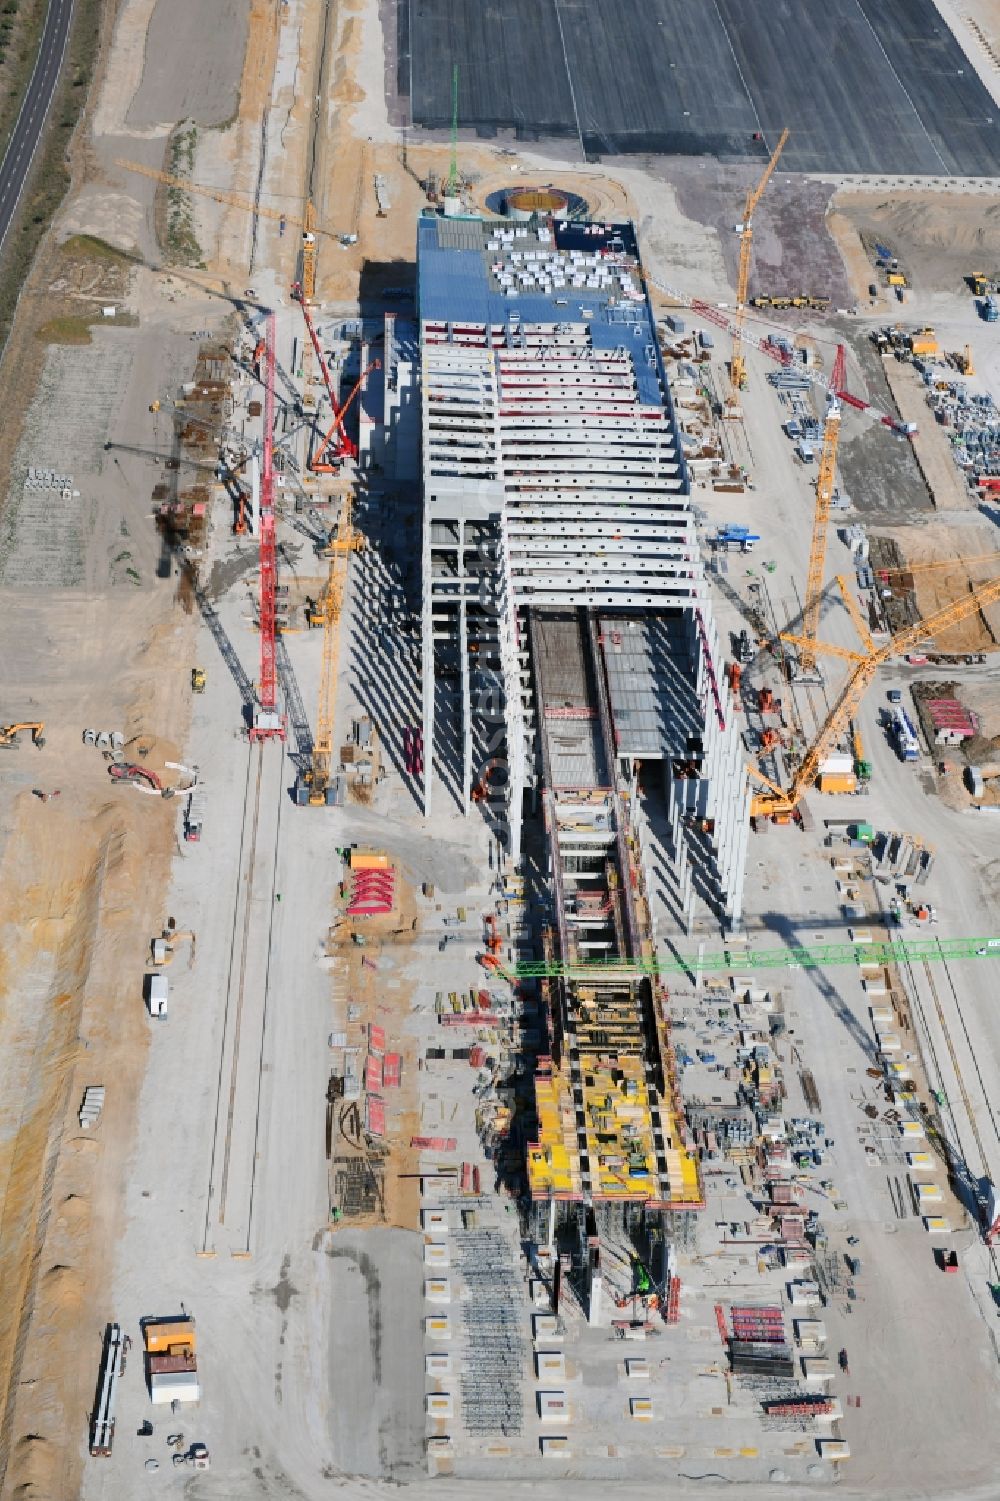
[144,1320,196,1355]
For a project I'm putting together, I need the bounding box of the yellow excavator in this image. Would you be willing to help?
[0,722,45,749]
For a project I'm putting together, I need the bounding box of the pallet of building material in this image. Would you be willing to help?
[79,1085,105,1128]
[411,1137,457,1151]
[438,1012,499,1027]
[366,1096,385,1137]
[664,1277,681,1323]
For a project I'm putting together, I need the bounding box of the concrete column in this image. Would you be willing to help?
[459,555,471,817]
[587,1241,603,1326]
[421,506,434,821]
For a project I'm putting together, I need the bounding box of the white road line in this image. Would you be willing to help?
[852,0,950,174]
[551,0,586,162]
[710,0,767,146]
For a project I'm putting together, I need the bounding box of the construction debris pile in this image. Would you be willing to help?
[152,344,236,551]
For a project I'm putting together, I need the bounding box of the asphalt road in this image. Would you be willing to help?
[0,0,74,253]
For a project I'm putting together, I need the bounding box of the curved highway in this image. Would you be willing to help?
[0,0,74,253]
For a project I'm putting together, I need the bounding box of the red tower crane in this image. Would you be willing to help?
[292,284,356,466]
[250,312,285,742]
[291,284,380,472]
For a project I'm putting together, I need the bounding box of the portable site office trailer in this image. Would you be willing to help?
[150,1371,201,1405]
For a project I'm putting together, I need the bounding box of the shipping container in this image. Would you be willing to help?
[817,772,857,794]
[143,1319,196,1355]
[148,1351,197,1375]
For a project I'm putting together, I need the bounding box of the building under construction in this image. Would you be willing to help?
[412,213,751,1302]
[417,213,750,927]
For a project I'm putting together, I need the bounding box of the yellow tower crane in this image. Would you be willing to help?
[115,158,327,291]
[301,199,317,303]
[301,488,358,806]
[727,127,789,405]
[796,346,915,674]
[750,570,1000,820]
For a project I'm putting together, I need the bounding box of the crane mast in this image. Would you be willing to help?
[445,65,460,198]
[799,344,846,670]
[728,127,789,403]
[301,199,317,303]
[250,313,285,741]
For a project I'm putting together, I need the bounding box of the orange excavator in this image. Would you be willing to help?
[0,722,45,749]
[471,758,504,803]
[480,912,506,974]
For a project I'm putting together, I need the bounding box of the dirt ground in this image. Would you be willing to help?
[328,864,421,1231]
[0,0,246,1493]
[831,189,1000,296]
[897,524,1000,653]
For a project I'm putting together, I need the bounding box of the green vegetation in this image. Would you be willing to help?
[164,122,204,267]
[60,233,139,266]
[35,307,137,345]
[0,0,45,147]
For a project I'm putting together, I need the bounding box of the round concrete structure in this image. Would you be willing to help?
[505,186,570,220]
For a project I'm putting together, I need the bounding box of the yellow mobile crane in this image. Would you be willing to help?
[750,570,1000,821]
[727,127,789,405]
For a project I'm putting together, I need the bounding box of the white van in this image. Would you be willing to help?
[148,974,168,1019]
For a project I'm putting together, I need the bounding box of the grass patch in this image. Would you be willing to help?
[164,122,204,267]
[35,307,138,344]
[35,313,93,344]
[59,233,139,265]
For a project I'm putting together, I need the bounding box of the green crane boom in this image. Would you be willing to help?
[502,935,1000,979]
[445,65,460,197]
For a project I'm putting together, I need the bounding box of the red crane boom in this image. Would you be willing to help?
[292,284,359,467]
[250,312,285,741]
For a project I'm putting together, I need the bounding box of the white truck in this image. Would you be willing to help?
[148,973,168,1019]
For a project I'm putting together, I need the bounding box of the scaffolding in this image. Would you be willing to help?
[456,1229,526,1435]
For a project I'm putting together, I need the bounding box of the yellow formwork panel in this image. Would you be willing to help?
[528,986,701,1206]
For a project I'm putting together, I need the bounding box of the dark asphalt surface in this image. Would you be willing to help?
[406,0,1000,174]
[0,0,74,252]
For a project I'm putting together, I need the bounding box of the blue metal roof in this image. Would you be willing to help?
[417,215,666,407]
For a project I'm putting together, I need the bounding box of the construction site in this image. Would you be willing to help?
[1,0,1000,1499]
